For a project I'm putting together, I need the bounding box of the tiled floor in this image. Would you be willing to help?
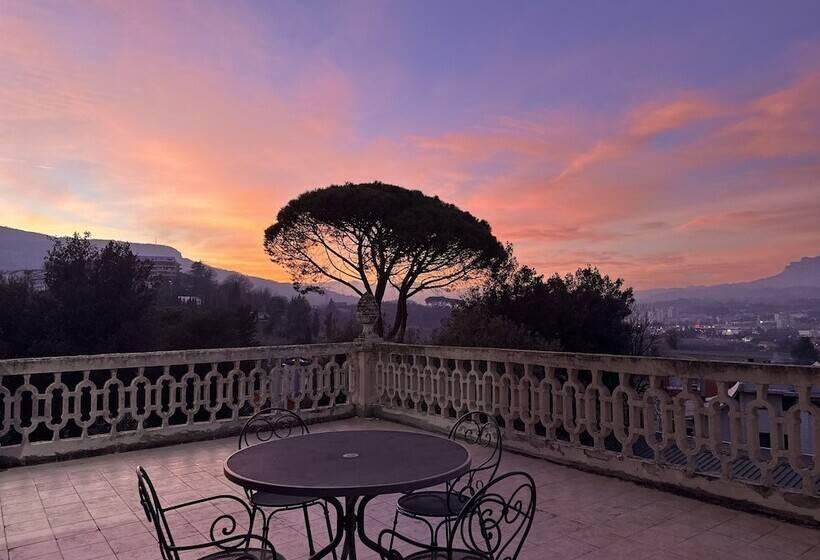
[0,417,818,560]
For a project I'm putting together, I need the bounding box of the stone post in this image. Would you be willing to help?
[352,293,381,416]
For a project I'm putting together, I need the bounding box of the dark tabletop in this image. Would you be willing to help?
[224,430,471,497]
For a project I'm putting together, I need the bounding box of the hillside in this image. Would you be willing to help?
[0,226,355,304]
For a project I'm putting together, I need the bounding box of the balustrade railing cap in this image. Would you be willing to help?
[0,342,357,375]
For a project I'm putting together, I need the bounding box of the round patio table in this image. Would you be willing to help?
[224,430,471,560]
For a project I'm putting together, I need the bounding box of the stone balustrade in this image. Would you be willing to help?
[1,340,819,522]
[0,343,355,465]
[375,343,820,522]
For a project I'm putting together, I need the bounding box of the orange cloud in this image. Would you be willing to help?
[552,96,717,183]
[713,73,820,158]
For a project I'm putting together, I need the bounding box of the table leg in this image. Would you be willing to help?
[340,496,358,560]
[310,495,388,560]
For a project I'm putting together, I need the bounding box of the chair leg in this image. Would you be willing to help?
[422,517,437,547]
[261,509,272,543]
[387,510,400,551]
[303,504,316,556]
[321,502,338,560]
[249,506,260,544]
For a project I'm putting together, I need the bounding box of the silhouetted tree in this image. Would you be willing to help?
[264,182,506,341]
[435,306,555,351]
[235,304,258,347]
[627,311,662,356]
[324,299,337,341]
[0,277,50,358]
[261,293,287,337]
[791,336,819,365]
[218,274,252,308]
[189,261,215,303]
[150,307,244,350]
[437,255,635,354]
[310,309,320,339]
[284,296,313,344]
[43,233,154,354]
[0,234,290,357]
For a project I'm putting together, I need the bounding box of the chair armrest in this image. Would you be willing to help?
[163,495,259,544]
[377,527,435,560]
[168,533,278,556]
[164,493,252,517]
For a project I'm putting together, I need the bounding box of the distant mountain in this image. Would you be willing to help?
[638,256,820,303]
[0,226,356,305]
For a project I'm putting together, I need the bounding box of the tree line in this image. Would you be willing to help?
[433,254,655,355]
[0,233,359,359]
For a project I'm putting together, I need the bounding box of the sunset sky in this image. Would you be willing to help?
[1,1,819,290]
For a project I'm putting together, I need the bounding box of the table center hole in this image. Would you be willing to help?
[342,452,359,459]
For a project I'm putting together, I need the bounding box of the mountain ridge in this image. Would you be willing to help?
[638,256,820,303]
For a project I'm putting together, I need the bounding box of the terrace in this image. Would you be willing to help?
[1,322,819,560]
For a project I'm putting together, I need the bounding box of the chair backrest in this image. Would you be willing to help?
[136,466,178,560]
[449,471,536,560]
[238,407,309,450]
[447,411,503,499]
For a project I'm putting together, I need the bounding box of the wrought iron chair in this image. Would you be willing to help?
[137,466,281,560]
[238,407,337,560]
[390,411,503,546]
[378,471,536,560]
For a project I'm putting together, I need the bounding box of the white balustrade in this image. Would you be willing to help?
[2,340,819,521]
[0,343,354,464]
[375,343,820,522]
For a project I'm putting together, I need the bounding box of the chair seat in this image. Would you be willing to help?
[198,547,283,560]
[404,549,488,560]
[397,491,469,518]
[251,491,318,508]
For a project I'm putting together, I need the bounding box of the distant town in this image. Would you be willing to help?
[637,300,820,364]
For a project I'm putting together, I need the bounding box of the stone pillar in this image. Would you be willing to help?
[352,294,381,416]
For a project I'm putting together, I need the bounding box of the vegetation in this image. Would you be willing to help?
[0,233,361,359]
[1,204,659,360]
[626,312,663,356]
[436,255,644,355]
[790,336,820,365]
[43,233,154,354]
[264,182,506,341]
[665,329,680,350]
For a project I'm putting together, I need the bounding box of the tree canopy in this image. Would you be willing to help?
[791,336,819,365]
[43,233,154,354]
[0,235,346,358]
[264,182,506,340]
[436,256,637,354]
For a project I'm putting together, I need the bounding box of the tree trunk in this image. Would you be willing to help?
[386,292,409,341]
[397,306,409,342]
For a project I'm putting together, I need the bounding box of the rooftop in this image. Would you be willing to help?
[2,417,819,560]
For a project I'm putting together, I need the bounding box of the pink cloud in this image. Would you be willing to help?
[550,96,718,183]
